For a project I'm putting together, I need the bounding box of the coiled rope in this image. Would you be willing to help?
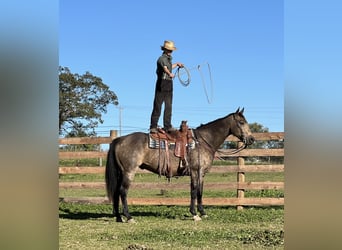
[175,65,191,86]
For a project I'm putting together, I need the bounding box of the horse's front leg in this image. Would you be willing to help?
[190,178,197,217]
[189,170,202,221]
[196,174,207,218]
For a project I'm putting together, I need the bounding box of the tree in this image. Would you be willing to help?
[59,66,119,136]
[249,123,269,133]
[221,122,269,150]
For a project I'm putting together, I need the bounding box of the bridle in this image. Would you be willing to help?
[229,114,250,154]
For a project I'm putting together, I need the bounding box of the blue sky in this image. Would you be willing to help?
[59,0,283,136]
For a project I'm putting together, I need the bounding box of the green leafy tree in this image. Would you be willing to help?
[249,122,269,149]
[221,122,269,149]
[59,66,119,137]
[249,122,269,133]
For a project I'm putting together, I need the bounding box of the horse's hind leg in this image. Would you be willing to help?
[119,175,134,222]
[113,190,123,222]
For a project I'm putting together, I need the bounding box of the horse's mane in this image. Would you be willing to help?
[196,113,233,130]
[195,110,247,130]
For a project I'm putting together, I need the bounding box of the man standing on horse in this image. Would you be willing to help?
[149,40,183,134]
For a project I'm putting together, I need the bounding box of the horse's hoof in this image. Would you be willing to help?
[201,214,208,219]
[127,218,136,224]
[193,215,202,221]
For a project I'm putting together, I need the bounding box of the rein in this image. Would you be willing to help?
[216,143,247,156]
[193,130,218,156]
[194,129,247,159]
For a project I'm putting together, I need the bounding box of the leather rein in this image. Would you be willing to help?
[194,130,247,157]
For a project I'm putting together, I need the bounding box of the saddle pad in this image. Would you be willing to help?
[148,135,195,150]
[149,135,174,149]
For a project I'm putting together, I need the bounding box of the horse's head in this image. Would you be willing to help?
[231,107,255,146]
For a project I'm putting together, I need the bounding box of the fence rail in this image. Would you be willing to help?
[59,131,284,209]
[59,164,284,174]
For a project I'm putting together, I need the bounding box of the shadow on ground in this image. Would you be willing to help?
[59,207,163,220]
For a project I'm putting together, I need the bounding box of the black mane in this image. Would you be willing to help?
[196,113,232,129]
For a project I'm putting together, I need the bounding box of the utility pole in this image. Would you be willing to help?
[118,106,123,136]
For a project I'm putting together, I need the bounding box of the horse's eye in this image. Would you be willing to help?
[239,121,244,125]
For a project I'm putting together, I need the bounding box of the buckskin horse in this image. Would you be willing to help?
[105,108,255,222]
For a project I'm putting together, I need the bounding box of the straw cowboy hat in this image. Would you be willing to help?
[161,40,177,51]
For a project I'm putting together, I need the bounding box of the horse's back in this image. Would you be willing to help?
[113,132,148,144]
[110,132,149,169]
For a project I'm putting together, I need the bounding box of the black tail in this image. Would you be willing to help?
[105,141,120,202]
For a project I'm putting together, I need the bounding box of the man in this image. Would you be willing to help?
[149,40,183,133]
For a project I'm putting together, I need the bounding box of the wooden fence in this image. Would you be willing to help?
[59,131,284,209]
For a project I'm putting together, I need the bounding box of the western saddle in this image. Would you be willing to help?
[149,120,194,177]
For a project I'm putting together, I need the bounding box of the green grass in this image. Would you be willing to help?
[59,203,284,249]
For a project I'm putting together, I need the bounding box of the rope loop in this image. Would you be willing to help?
[176,66,191,86]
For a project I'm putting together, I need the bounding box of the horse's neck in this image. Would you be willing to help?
[196,115,232,150]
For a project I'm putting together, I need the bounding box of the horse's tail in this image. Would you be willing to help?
[105,140,120,202]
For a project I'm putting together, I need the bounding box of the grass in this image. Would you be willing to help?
[59,203,284,249]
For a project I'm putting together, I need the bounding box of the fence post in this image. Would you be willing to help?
[236,141,245,211]
[108,130,117,153]
[110,130,117,141]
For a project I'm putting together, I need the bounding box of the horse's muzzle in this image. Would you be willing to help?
[243,135,255,146]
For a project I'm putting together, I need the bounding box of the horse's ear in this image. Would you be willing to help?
[240,107,244,114]
[235,107,240,113]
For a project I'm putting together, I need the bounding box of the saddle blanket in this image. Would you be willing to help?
[148,135,196,150]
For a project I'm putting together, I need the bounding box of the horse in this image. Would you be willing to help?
[105,107,255,222]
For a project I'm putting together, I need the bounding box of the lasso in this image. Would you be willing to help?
[175,62,213,104]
